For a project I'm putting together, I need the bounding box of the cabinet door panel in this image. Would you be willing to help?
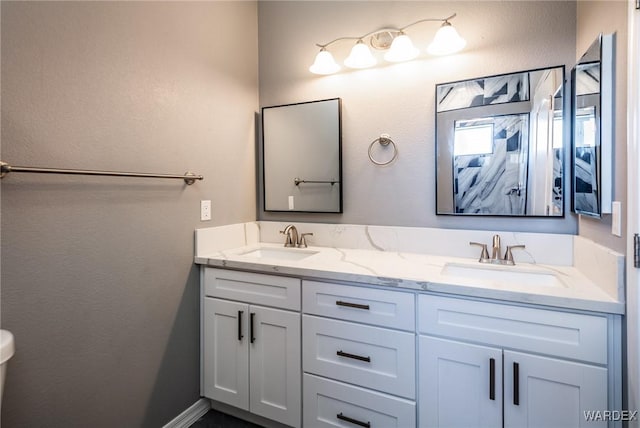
[419,294,608,364]
[303,315,416,399]
[303,374,416,428]
[419,336,502,428]
[504,351,607,428]
[204,268,301,310]
[249,306,301,428]
[203,298,249,410]
[302,280,415,331]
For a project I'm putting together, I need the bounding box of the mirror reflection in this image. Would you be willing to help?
[572,33,614,217]
[262,98,342,213]
[436,66,565,217]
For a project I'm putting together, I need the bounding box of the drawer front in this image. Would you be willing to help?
[303,374,416,428]
[418,294,608,364]
[302,280,415,331]
[204,268,300,310]
[303,315,416,399]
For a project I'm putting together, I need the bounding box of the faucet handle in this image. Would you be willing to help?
[504,245,526,264]
[298,233,313,248]
[470,242,490,263]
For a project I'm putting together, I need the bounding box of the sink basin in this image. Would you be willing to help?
[441,262,566,288]
[238,246,319,261]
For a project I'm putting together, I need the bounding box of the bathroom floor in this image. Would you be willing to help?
[190,409,264,428]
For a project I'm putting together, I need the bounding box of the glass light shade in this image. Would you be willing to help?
[309,49,340,75]
[427,22,467,56]
[344,41,377,69]
[384,33,420,63]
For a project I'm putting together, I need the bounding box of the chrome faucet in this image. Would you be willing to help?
[279,225,313,248]
[281,225,299,247]
[470,234,526,266]
[491,234,502,261]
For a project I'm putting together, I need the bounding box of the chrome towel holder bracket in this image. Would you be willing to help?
[368,134,398,166]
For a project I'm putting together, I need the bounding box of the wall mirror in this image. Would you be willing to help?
[262,98,342,213]
[572,33,614,217]
[435,66,565,216]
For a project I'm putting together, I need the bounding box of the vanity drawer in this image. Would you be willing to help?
[204,268,300,310]
[303,315,415,399]
[302,280,415,331]
[303,374,416,428]
[418,294,608,364]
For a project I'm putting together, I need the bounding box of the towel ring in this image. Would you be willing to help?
[368,134,398,166]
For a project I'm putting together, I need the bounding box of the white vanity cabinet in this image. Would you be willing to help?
[202,268,301,428]
[418,294,614,428]
[198,263,621,428]
[302,280,417,427]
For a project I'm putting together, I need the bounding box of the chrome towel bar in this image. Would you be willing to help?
[294,177,339,186]
[0,161,203,185]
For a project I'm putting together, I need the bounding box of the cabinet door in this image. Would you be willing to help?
[203,298,249,410]
[249,306,301,428]
[504,351,607,428]
[419,336,502,428]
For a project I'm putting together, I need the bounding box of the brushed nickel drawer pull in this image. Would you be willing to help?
[337,412,371,428]
[337,350,371,363]
[336,300,370,310]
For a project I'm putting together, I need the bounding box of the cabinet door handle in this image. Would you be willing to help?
[337,412,371,428]
[336,350,371,363]
[250,312,256,344]
[489,358,496,400]
[513,362,520,406]
[237,310,244,341]
[336,300,370,310]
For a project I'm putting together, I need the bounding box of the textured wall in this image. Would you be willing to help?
[1,2,257,427]
[576,0,628,253]
[258,1,578,234]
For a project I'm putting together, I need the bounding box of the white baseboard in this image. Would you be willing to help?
[163,398,211,428]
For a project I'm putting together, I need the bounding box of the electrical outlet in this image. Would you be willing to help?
[200,200,211,221]
[611,201,622,237]
[288,196,294,210]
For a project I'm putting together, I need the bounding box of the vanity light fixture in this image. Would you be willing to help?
[309,13,466,75]
[309,47,341,75]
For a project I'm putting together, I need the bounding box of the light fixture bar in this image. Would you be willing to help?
[315,14,458,50]
[310,13,465,75]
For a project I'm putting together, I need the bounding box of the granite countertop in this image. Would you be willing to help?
[195,242,624,315]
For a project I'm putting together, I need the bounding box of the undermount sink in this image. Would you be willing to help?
[238,246,319,261]
[441,262,566,288]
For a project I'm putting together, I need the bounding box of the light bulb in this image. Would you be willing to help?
[309,49,340,75]
[427,22,467,56]
[384,33,420,63]
[344,40,377,69]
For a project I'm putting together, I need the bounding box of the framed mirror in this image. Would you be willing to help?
[435,66,565,216]
[262,98,342,213]
[572,33,614,217]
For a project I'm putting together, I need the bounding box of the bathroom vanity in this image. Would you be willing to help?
[195,222,624,428]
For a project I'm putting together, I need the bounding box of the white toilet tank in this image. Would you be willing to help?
[0,330,15,406]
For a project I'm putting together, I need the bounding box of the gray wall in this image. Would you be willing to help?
[1,2,258,427]
[258,1,578,234]
[576,0,628,253]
